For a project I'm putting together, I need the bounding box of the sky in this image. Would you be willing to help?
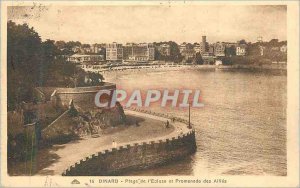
[7,4,287,44]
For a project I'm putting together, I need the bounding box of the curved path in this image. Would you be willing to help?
[37,110,191,175]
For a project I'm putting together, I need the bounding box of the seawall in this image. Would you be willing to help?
[63,129,196,176]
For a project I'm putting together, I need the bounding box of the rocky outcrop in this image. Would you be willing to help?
[42,102,126,143]
[72,103,126,136]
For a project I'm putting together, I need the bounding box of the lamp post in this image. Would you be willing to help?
[188,102,192,129]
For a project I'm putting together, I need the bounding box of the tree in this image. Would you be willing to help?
[72,70,105,87]
[87,72,105,85]
[247,43,261,56]
[238,39,247,45]
[225,45,236,56]
[194,52,203,65]
[82,44,91,48]
[168,41,183,63]
[7,21,43,109]
[65,41,82,52]
[267,39,280,48]
[7,21,80,110]
[55,40,66,50]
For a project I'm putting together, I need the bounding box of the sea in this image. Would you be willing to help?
[106,68,287,176]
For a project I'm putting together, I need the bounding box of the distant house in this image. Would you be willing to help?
[215,59,222,66]
[236,44,247,56]
[179,43,187,53]
[259,45,265,56]
[71,46,81,53]
[181,49,195,60]
[91,44,101,53]
[280,45,287,53]
[214,42,226,57]
[203,56,215,65]
[208,44,214,55]
[82,47,92,53]
[193,44,201,53]
[271,47,280,51]
[158,44,171,56]
[202,52,211,59]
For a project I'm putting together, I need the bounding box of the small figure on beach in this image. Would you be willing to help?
[135,120,139,127]
[112,140,117,148]
[166,120,170,128]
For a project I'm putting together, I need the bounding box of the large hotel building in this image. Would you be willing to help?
[123,43,155,62]
[106,42,123,61]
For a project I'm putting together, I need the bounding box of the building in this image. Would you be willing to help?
[215,59,223,66]
[123,43,133,60]
[91,44,103,54]
[180,43,194,60]
[123,43,155,62]
[208,44,214,55]
[106,42,123,61]
[158,44,171,56]
[200,36,209,55]
[82,46,92,54]
[224,42,237,48]
[236,44,247,56]
[257,36,263,43]
[91,44,99,54]
[280,45,287,53]
[214,42,226,57]
[181,49,195,60]
[179,43,187,53]
[193,43,201,53]
[71,46,81,53]
[67,54,105,63]
[271,47,280,51]
[259,45,265,56]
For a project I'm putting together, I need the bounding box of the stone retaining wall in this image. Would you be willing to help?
[39,84,117,111]
[62,129,196,176]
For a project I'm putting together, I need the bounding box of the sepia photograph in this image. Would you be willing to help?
[1,1,299,187]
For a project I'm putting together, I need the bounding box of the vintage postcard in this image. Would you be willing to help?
[0,0,299,187]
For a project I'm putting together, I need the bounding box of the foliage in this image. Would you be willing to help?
[7,21,105,110]
[225,45,236,56]
[8,21,43,110]
[76,72,105,87]
[154,41,184,63]
[194,52,204,65]
[247,40,287,62]
[238,39,247,45]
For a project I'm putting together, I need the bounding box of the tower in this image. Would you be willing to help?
[202,36,207,44]
[200,36,208,54]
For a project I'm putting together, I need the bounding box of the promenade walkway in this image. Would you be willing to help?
[37,110,190,175]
